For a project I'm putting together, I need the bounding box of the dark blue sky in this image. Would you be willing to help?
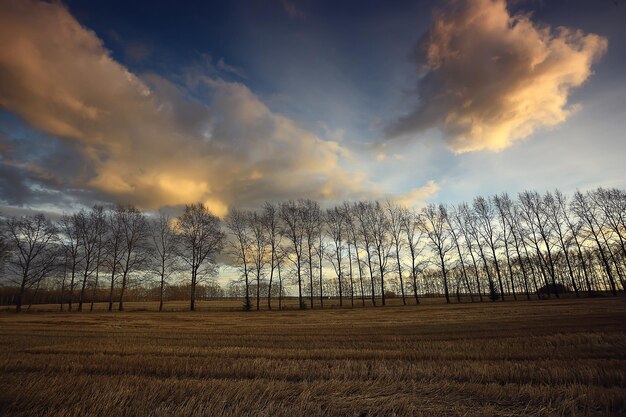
[61,0,624,132]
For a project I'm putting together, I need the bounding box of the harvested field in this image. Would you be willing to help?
[1,297,625,416]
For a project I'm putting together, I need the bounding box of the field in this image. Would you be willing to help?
[1,298,625,417]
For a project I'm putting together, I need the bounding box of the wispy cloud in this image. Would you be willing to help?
[386,0,607,153]
[216,58,246,79]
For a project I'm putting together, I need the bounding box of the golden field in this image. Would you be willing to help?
[0,298,625,416]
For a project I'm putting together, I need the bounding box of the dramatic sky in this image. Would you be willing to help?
[1,0,625,216]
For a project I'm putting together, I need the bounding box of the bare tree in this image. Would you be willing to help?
[544,191,579,297]
[419,204,453,303]
[106,208,126,312]
[445,205,474,302]
[150,210,178,312]
[512,203,542,298]
[301,199,320,308]
[326,206,346,307]
[275,245,288,310]
[493,195,518,300]
[5,214,58,312]
[460,203,493,301]
[450,205,483,301]
[594,188,626,262]
[225,209,253,310]
[89,206,106,312]
[495,194,532,300]
[592,188,626,290]
[279,201,306,309]
[177,203,225,311]
[353,202,378,305]
[369,202,393,305]
[58,214,81,311]
[474,196,506,301]
[315,213,328,308]
[589,194,626,292]
[117,205,150,311]
[75,207,103,311]
[387,202,408,305]
[263,203,280,310]
[557,191,591,293]
[343,202,366,306]
[401,207,426,304]
[250,211,269,311]
[519,191,558,297]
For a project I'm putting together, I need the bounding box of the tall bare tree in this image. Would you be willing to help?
[301,199,320,308]
[106,208,126,311]
[150,210,178,312]
[343,202,366,306]
[250,211,269,311]
[326,206,346,307]
[225,208,253,311]
[474,196,506,300]
[519,191,558,297]
[75,207,102,311]
[557,191,591,293]
[89,206,106,312]
[368,202,393,306]
[419,204,453,303]
[58,214,81,311]
[387,202,408,305]
[592,188,626,290]
[353,202,377,305]
[450,205,483,301]
[544,191,579,297]
[5,214,58,312]
[593,188,626,263]
[445,205,474,302]
[315,214,328,308]
[460,203,493,301]
[495,194,532,300]
[263,203,280,310]
[493,195,518,300]
[401,207,426,304]
[117,205,150,311]
[177,203,225,311]
[279,200,306,309]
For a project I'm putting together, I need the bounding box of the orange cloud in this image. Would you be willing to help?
[1,0,412,212]
[394,180,439,208]
[387,0,607,153]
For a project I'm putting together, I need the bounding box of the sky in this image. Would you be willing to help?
[1,0,625,217]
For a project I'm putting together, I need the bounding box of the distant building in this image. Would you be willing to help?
[538,283,569,296]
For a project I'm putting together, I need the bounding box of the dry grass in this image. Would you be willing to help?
[1,298,625,416]
[0,295,469,313]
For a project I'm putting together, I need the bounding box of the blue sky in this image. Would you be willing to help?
[1,0,625,215]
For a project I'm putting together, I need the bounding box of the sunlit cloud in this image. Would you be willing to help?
[0,0,439,213]
[393,180,439,208]
[386,0,607,153]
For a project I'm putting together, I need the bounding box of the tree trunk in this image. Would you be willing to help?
[159,269,165,312]
[440,254,450,304]
[395,250,406,305]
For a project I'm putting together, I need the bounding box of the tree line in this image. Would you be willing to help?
[0,188,624,312]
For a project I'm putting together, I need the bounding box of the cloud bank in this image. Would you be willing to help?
[0,0,407,215]
[386,0,607,153]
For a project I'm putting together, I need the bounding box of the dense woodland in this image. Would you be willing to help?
[0,188,625,312]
